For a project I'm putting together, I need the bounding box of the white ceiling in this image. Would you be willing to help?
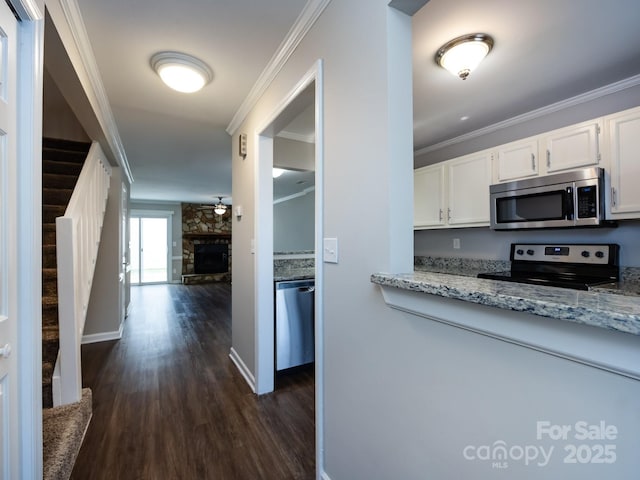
[70,0,640,204]
[412,0,640,151]
[75,0,307,205]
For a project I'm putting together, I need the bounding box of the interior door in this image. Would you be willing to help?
[0,2,19,477]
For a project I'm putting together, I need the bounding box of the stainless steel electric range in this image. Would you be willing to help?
[477,243,620,291]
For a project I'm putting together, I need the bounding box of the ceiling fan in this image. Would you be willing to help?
[198,196,228,215]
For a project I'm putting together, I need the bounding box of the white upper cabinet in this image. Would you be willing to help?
[494,138,538,182]
[448,151,492,225]
[415,105,640,230]
[543,120,601,173]
[605,106,640,219]
[414,149,491,229]
[414,164,445,228]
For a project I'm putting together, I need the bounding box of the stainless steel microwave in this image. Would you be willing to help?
[489,167,609,230]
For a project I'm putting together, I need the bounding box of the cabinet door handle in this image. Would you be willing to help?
[447,208,451,221]
[531,153,536,170]
[439,209,443,222]
[546,149,551,168]
[611,187,617,207]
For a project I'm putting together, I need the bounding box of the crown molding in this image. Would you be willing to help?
[227,0,332,135]
[50,0,134,184]
[276,130,315,143]
[415,73,640,157]
[274,186,315,205]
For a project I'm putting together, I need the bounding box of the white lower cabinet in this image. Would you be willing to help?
[414,150,491,229]
[605,106,640,219]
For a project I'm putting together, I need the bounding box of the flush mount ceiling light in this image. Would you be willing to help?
[151,51,213,93]
[435,33,494,80]
[213,197,227,215]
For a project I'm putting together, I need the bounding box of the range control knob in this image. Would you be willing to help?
[526,249,535,256]
[516,249,524,256]
[595,251,605,259]
[581,250,590,258]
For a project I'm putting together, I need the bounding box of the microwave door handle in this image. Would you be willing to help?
[563,187,574,220]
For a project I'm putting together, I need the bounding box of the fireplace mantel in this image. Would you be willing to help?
[183,233,231,240]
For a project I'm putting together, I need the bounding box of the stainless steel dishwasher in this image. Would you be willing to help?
[275,279,315,371]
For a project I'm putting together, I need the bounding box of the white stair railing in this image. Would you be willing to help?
[53,142,112,406]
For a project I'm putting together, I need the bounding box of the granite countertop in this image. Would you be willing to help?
[372,260,640,336]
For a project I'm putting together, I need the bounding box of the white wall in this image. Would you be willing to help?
[274,136,315,171]
[232,0,413,476]
[232,1,640,478]
[274,191,314,252]
[43,68,90,142]
[85,168,125,338]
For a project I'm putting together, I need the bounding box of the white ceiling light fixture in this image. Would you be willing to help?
[151,51,213,93]
[272,168,285,178]
[213,196,227,215]
[435,33,494,80]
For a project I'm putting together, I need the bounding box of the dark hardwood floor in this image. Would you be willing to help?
[71,283,315,479]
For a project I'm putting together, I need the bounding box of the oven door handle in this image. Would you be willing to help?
[563,187,574,220]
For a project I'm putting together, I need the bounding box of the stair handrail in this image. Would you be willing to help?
[54,142,112,406]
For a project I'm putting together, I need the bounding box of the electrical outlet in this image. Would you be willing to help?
[453,238,461,249]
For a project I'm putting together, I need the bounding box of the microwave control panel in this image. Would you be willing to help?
[576,185,598,218]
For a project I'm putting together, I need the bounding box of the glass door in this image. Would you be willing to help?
[130,216,169,284]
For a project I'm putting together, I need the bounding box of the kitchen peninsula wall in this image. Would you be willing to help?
[414,82,640,267]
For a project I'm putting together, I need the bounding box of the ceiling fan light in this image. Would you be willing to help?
[435,33,494,80]
[151,51,213,93]
[212,196,227,215]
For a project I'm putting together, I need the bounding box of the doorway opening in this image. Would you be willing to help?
[253,60,324,476]
[129,214,171,284]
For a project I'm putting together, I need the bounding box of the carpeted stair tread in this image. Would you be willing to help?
[43,137,91,154]
[41,138,90,416]
[42,306,58,328]
[43,160,83,176]
[43,276,57,297]
[43,173,79,190]
[43,224,56,245]
[42,325,60,342]
[43,388,92,480]
[43,187,74,206]
[43,205,66,224]
[43,246,57,267]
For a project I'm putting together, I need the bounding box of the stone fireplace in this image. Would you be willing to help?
[182,203,232,284]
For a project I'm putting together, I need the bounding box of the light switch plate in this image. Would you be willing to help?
[323,237,338,263]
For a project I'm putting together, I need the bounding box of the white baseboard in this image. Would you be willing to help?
[81,323,123,344]
[229,347,256,393]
